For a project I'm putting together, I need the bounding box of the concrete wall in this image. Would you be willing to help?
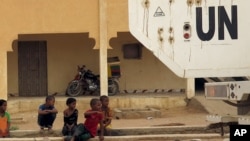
[1,0,186,99]
[8,96,187,114]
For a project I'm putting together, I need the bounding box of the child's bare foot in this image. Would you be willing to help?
[70,136,75,141]
[48,128,54,134]
[64,136,72,141]
[39,127,45,134]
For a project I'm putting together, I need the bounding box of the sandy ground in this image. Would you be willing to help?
[10,97,210,130]
[11,107,208,130]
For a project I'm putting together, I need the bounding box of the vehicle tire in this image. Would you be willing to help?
[108,80,119,96]
[66,80,83,97]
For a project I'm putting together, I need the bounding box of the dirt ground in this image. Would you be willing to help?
[10,97,210,130]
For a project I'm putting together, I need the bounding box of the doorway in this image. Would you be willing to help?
[18,41,48,96]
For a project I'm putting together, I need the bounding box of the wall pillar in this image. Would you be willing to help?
[99,0,108,96]
[0,36,14,100]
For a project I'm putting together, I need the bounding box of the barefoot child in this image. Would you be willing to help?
[38,95,58,132]
[69,98,104,141]
[100,95,112,135]
[62,97,78,136]
[0,99,10,137]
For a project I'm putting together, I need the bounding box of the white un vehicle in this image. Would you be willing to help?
[128,0,250,135]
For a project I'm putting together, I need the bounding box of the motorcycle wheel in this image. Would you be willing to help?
[66,80,83,97]
[108,80,119,96]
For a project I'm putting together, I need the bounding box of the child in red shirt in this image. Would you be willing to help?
[68,98,104,141]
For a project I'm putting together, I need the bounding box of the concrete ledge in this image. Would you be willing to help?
[110,125,230,136]
[0,134,229,141]
[0,137,63,141]
[10,130,61,137]
[90,134,229,141]
[113,107,161,119]
[8,96,187,114]
[10,125,227,137]
[8,125,230,141]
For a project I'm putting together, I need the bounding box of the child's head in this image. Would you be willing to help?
[0,99,7,112]
[100,95,109,107]
[45,95,55,106]
[90,98,102,111]
[66,97,76,109]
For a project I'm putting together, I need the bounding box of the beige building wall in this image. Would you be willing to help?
[1,0,186,99]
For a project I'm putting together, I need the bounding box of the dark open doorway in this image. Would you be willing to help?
[18,41,48,96]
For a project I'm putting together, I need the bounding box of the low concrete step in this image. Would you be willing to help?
[1,134,229,141]
[10,126,228,137]
[5,126,230,141]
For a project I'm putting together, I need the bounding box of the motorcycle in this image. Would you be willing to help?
[66,65,119,97]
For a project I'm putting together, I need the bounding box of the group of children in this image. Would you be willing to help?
[0,95,112,141]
